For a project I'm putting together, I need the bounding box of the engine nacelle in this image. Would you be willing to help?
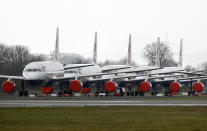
[105,81,117,93]
[193,82,204,92]
[170,82,181,92]
[41,87,53,94]
[69,80,82,92]
[139,81,151,93]
[2,81,15,93]
[81,88,90,94]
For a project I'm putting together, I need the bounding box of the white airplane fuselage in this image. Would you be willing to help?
[64,64,102,80]
[23,61,64,87]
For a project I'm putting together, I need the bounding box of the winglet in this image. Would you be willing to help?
[179,38,183,68]
[93,32,97,64]
[127,34,132,66]
[155,37,160,67]
[54,27,59,62]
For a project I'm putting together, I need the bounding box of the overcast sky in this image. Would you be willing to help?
[0,0,206,67]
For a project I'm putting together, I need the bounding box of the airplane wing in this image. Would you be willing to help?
[0,75,24,80]
[148,69,185,75]
[89,74,138,82]
[51,72,136,80]
[149,76,207,84]
[191,69,207,73]
[125,74,184,82]
[63,64,94,70]
[101,66,131,72]
[116,67,162,74]
[173,71,207,76]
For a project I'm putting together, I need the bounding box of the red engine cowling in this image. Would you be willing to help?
[139,81,151,93]
[170,82,181,92]
[2,81,15,93]
[69,80,82,92]
[81,88,90,94]
[41,87,53,94]
[105,81,117,93]
[193,82,204,92]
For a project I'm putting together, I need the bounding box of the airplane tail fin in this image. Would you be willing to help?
[179,38,183,68]
[93,32,97,64]
[127,34,132,66]
[155,37,160,67]
[54,27,59,62]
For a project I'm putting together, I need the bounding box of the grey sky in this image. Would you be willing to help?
[0,0,206,67]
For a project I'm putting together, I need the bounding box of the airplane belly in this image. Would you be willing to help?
[26,80,54,87]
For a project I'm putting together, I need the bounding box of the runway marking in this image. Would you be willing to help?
[1,103,207,107]
[0,100,144,103]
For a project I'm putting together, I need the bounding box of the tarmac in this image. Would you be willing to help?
[0,98,207,107]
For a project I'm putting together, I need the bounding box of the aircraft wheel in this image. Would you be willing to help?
[135,91,138,96]
[151,92,154,96]
[24,91,28,97]
[131,91,135,96]
[106,92,108,96]
[95,92,98,97]
[188,91,191,96]
[140,92,143,96]
[57,91,63,97]
[192,91,195,96]
[127,92,130,96]
[164,91,169,96]
[19,91,23,97]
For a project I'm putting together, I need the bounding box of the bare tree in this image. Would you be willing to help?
[0,43,45,76]
[143,41,177,67]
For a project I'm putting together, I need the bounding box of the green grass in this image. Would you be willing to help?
[0,106,207,131]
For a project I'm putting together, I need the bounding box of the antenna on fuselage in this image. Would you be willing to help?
[54,27,59,62]
[93,32,97,64]
[127,34,132,66]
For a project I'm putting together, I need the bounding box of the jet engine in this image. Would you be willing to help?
[2,81,15,93]
[193,82,204,92]
[81,88,90,94]
[170,81,181,92]
[69,80,82,92]
[41,87,53,94]
[139,81,151,93]
[105,81,117,93]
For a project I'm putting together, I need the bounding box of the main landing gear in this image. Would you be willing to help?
[19,80,28,97]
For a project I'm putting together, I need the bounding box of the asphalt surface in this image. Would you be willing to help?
[0,99,207,107]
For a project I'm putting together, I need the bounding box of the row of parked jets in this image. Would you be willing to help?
[0,28,207,97]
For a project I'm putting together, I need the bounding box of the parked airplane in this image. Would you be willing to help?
[0,27,94,96]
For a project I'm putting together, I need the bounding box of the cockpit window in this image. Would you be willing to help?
[25,68,43,72]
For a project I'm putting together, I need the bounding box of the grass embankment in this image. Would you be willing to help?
[0,106,207,131]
